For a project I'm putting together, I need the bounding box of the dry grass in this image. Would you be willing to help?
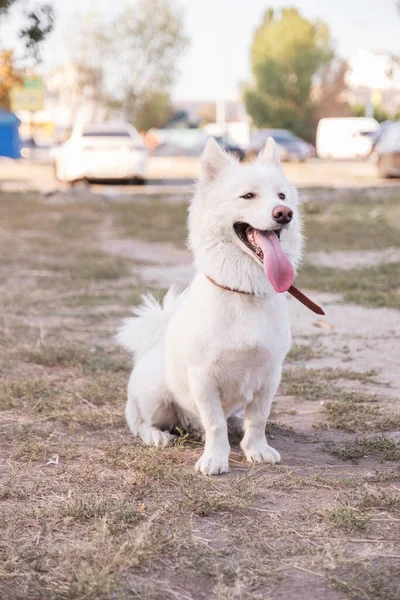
[280,367,399,433]
[302,191,400,252]
[297,262,400,309]
[286,342,326,363]
[327,436,400,463]
[112,197,189,248]
[1,190,399,600]
[298,191,400,308]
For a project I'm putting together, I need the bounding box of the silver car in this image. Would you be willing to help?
[375,122,400,178]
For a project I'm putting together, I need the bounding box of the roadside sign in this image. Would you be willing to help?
[10,76,45,112]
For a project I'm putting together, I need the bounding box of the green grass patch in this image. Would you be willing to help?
[286,343,326,363]
[327,436,400,463]
[326,505,370,532]
[22,342,130,373]
[281,368,398,433]
[303,193,400,252]
[111,198,188,248]
[281,367,379,399]
[297,262,400,309]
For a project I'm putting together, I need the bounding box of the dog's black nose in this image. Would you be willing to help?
[272,205,293,225]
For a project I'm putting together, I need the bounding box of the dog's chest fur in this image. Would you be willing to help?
[210,305,291,413]
[166,276,291,414]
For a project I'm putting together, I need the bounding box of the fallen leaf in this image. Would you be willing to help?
[313,319,334,330]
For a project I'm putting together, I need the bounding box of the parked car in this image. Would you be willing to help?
[148,129,246,179]
[21,138,51,163]
[248,129,311,161]
[316,117,380,160]
[369,120,394,151]
[375,121,400,178]
[52,122,148,183]
[212,135,246,161]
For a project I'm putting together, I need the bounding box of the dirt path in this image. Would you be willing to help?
[1,190,399,600]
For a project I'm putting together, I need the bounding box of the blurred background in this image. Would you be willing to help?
[1,0,400,189]
[2,4,400,598]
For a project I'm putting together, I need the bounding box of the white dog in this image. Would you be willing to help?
[117,138,304,475]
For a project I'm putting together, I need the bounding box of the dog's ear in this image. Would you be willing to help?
[257,137,280,167]
[200,138,232,182]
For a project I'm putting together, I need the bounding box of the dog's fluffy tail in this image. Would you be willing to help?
[116,286,185,361]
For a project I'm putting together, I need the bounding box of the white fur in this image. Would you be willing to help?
[116,138,304,475]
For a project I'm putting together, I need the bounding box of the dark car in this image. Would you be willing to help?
[151,129,246,160]
[375,122,400,178]
[213,136,246,161]
[248,128,312,162]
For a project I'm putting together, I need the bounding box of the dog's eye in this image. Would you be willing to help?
[240,192,255,200]
[277,192,286,200]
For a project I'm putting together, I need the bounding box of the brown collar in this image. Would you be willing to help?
[206,275,325,316]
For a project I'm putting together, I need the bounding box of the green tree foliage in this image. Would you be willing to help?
[0,49,22,109]
[313,59,351,122]
[71,0,187,128]
[102,0,188,125]
[0,0,54,59]
[351,103,366,118]
[134,92,173,132]
[351,103,392,123]
[244,7,334,140]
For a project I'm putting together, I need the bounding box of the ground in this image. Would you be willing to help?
[0,177,399,600]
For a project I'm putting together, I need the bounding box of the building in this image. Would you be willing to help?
[347,50,400,114]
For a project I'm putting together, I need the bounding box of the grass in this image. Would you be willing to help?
[324,401,400,433]
[112,198,189,248]
[313,485,399,536]
[297,261,400,309]
[325,505,371,532]
[329,564,400,600]
[1,189,400,600]
[22,341,131,373]
[327,436,400,463]
[302,192,400,252]
[281,367,399,433]
[281,367,379,399]
[286,342,326,363]
[298,192,400,308]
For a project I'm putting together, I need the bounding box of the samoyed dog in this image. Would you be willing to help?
[117,137,304,475]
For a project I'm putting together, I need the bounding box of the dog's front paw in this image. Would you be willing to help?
[242,443,281,465]
[195,452,229,476]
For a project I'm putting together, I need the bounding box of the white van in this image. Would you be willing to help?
[316,117,380,159]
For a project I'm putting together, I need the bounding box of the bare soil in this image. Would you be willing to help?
[0,189,399,600]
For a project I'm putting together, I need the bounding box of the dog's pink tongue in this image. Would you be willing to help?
[254,230,294,293]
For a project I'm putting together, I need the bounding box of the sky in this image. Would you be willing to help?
[2,0,400,100]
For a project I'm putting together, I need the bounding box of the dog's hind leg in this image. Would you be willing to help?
[126,345,176,448]
[126,387,176,448]
[125,388,142,436]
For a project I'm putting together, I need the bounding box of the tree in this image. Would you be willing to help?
[64,0,187,129]
[350,103,392,123]
[351,103,366,118]
[100,0,188,124]
[0,49,22,109]
[134,92,173,132]
[0,1,54,59]
[18,4,54,60]
[313,59,351,122]
[244,7,334,140]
